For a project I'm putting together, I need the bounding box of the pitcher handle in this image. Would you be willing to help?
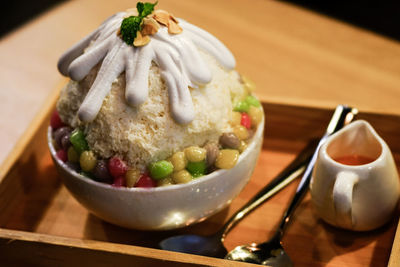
[333,171,359,229]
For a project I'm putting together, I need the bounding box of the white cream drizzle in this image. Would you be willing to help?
[58,12,236,124]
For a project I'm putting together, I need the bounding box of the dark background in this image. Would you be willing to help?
[1,1,400,41]
[0,0,64,37]
[282,0,400,41]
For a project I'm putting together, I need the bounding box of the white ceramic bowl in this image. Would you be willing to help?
[48,117,264,230]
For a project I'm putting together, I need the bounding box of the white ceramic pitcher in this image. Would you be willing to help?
[310,120,399,231]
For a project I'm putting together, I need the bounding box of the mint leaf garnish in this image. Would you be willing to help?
[140,1,157,17]
[136,2,145,15]
[120,16,142,44]
[120,1,157,45]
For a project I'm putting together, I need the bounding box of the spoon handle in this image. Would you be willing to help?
[275,105,357,238]
[219,139,318,240]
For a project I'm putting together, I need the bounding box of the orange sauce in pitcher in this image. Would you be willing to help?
[334,155,375,166]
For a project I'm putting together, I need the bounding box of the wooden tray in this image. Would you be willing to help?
[0,87,399,266]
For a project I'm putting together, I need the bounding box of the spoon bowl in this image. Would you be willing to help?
[160,234,228,258]
[226,234,292,266]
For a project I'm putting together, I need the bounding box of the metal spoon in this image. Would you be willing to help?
[225,105,357,266]
[159,138,319,257]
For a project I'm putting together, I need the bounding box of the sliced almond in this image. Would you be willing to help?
[141,17,160,35]
[168,20,182,34]
[169,14,178,23]
[153,10,170,26]
[134,31,151,46]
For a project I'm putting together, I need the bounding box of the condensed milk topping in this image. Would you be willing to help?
[58,9,235,124]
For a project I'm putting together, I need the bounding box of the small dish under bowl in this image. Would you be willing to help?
[48,117,264,230]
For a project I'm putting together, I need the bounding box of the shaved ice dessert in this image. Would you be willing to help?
[50,2,263,188]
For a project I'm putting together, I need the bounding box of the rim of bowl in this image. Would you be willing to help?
[48,113,264,193]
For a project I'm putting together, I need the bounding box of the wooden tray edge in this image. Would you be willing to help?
[0,228,253,267]
[0,80,65,181]
[388,216,400,267]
